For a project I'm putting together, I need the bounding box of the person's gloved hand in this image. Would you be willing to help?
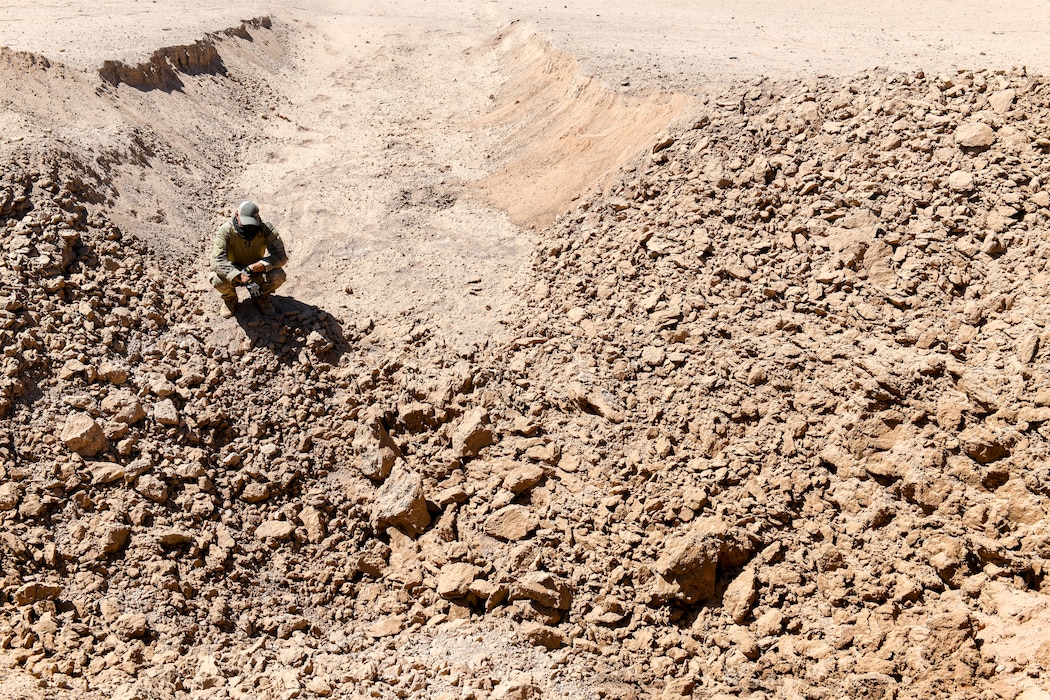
[235,262,264,285]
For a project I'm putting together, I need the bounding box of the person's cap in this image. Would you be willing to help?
[237,200,261,227]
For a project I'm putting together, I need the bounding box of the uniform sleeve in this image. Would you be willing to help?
[260,223,289,271]
[210,224,241,283]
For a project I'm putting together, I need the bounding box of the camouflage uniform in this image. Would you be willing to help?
[209,219,288,302]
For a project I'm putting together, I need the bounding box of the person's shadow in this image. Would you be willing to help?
[217,295,352,365]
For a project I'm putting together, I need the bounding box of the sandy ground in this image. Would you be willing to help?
[6,1,1050,82]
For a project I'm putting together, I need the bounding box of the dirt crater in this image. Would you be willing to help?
[1,11,1050,700]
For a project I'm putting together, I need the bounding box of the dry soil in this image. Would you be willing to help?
[2,2,1050,700]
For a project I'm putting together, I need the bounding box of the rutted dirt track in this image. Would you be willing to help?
[3,3,1050,700]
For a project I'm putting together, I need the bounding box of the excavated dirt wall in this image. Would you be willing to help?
[476,25,693,229]
[1,15,1050,700]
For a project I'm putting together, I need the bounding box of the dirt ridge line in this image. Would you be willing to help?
[97,16,273,92]
[476,22,695,229]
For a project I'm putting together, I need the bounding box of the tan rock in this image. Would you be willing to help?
[936,395,968,430]
[880,134,901,151]
[1017,333,1039,364]
[641,346,666,366]
[153,398,179,426]
[520,620,567,649]
[99,598,121,623]
[955,121,995,148]
[503,464,545,494]
[255,520,296,540]
[511,571,572,610]
[754,608,783,638]
[958,425,1009,463]
[491,672,539,700]
[566,384,625,423]
[661,678,697,699]
[99,523,130,554]
[723,569,757,623]
[437,562,481,599]
[452,407,496,457]
[433,484,469,506]
[746,365,767,385]
[298,505,327,543]
[13,582,62,605]
[947,170,974,192]
[366,616,404,638]
[398,401,435,432]
[371,465,431,537]
[0,482,21,511]
[18,492,46,519]
[305,677,333,697]
[97,362,128,384]
[1017,406,1050,423]
[149,375,177,397]
[926,535,969,586]
[469,579,508,610]
[61,413,107,456]
[354,417,401,481]
[196,405,227,428]
[728,625,760,659]
[114,612,148,639]
[999,479,1048,524]
[523,442,560,464]
[240,481,272,503]
[60,359,92,380]
[485,504,538,541]
[987,88,1015,114]
[135,474,169,502]
[652,532,718,605]
[196,655,224,684]
[88,460,126,484]
[651,517,758,605]
[102,391,146,425]
[157,529,195,545]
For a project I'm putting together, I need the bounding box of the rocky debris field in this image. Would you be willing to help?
[2,17,1050,700]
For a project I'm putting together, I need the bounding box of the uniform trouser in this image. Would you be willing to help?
[210,268,286,300]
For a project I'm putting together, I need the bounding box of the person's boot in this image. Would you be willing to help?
[255,294,274,315]
[220,295,238,318]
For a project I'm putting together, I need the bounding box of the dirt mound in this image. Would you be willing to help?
[514,66,1050,698]
[2,15,1050,700]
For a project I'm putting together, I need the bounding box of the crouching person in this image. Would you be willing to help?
[210,200,288,317]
